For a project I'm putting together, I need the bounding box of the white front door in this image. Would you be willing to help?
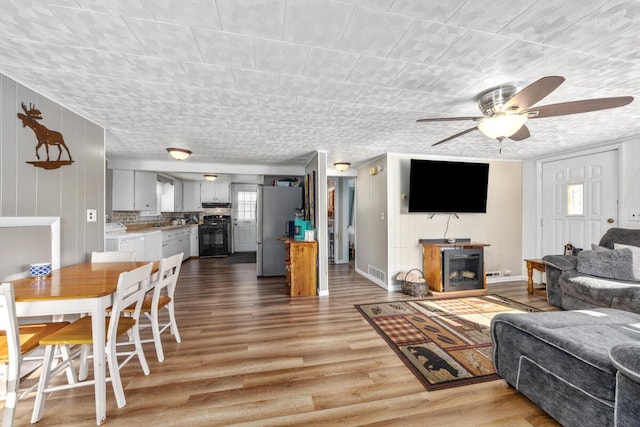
[541,150,618,255]
[232,184,258,253]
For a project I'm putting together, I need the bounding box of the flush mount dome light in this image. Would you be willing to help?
[334,162,350,172]
[166,147,192,160]
[203,174,218,181]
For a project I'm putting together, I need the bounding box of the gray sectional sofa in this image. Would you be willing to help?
[492,308,640,426]
[490,228,640,426]
[542,228,640,313]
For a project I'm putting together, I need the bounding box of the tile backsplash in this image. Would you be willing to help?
[111,211,202,225]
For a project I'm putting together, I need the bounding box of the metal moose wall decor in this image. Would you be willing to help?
[17,102,73,170]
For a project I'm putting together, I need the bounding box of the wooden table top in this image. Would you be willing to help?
[10,261,158,302]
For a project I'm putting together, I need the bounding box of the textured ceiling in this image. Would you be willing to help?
[2,0,640,171]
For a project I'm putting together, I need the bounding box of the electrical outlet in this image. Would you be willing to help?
[630,210,640,221]
[504,269,512,276]
[87,209,97,222]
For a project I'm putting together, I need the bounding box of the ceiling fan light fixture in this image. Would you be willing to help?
[203,174,218,182]
[478,114,528,139]
[334,162,351,172]
[166,147,192,160]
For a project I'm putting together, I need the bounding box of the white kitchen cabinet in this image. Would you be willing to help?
[112,170,135,211]
[161,230,176,258]
[162,228,190,259]
[174,178,183,211]
[176,228,189,258]
[160,181,174,212]
[112,170,158,211]
[134,171,158,211]
[189,226,199,258]
[183,181,202,211]
[105,234,146,259]
[201,182,230,203]
[144,231,162,261]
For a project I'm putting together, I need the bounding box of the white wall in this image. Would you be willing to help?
[387,154,523,288]
[355,153,523,291]
[355,155,389,288]
[522,137,640,260]
[305,151,328,296]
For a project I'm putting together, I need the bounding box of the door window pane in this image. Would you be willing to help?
[567,184,584,215]
[237,191,257,220]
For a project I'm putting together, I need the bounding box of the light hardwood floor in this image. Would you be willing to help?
[10,258,560,426]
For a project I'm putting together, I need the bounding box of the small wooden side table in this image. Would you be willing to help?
[525,258,547,296]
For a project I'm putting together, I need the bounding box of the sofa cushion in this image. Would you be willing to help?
[559,270,640,313]
[577,248,640,281]
[598,227,640,249]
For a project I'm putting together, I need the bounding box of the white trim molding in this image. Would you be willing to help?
[0,217,61,270]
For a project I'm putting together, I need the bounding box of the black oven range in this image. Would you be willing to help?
[199,215,230,257]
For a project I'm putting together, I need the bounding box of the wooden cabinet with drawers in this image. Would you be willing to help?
[284,239,317,297]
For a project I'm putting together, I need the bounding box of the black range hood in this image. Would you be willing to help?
[202,202,232,208]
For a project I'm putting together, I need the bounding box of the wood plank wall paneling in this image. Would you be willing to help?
[0,73,105,279]
[7,260,560,426]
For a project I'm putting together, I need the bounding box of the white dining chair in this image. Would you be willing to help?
[30,262,153,423]
[120,253,183,362]
[0,283,71,427]
[91,251,136,263]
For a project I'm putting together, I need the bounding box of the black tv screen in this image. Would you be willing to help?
[408,159,489,213]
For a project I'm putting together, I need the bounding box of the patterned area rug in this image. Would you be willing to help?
[355,294,539,391]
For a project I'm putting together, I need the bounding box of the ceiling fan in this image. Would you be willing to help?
[417,76,633,147]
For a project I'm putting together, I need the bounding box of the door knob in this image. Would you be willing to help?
[607,218,614,224]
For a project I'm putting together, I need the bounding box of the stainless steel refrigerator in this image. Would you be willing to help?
[256,185,303,276]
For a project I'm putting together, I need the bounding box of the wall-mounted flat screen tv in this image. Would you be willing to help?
[408,159,490,213]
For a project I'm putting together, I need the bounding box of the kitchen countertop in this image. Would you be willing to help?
[105,223,199,238]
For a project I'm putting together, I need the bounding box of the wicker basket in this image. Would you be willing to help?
[397,268,430,297]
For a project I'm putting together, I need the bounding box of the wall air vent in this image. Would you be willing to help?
[367,265,386,283]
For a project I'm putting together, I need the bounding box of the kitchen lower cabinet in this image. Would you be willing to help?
[162,228,191,259]
[143,231,162,261]
[189,226,199,258]
[105,234,146,259]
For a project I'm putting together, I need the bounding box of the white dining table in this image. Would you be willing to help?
[11,261,158,425]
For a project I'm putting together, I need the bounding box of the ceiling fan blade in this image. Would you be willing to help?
[509,124,530,141]
[432,126,478,146]
[526,96,634,119]
[417,116,482,123]
[502,76,565,113]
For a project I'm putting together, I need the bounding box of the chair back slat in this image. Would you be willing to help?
[153,253,183,303]
[107,263,152,342]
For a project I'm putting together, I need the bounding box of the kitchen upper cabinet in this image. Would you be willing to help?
[201,182,230,203]
[183,181,202,211]
[112,170,158,211]
[134,171,158,211]
[174,178,183,211]
[160,181,174,212]
[112,170,135,211]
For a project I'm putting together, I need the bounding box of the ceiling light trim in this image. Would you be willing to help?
[167,147,192,160]
[334,162,351,172]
